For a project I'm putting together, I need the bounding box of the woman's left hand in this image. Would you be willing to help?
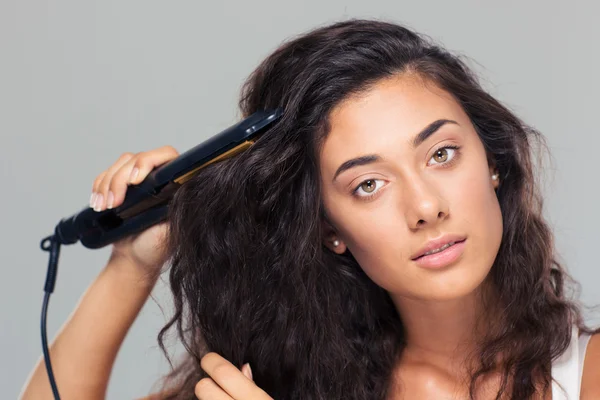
[195,352,273,399]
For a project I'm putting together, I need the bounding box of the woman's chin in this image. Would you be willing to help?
[412,265,492,302]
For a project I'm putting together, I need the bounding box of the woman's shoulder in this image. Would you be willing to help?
[580,329,600,399]
[553,324,600,399]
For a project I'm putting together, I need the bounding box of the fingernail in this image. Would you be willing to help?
[129,168,139,183]
[106,191,114,209]
[94,193,104,211]
[244,363,253,380]
[89,192,96,208]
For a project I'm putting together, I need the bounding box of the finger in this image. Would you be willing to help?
[194,377,234,400]
[127,145,179,186]
[241,363,253,381]
[110,145,178,209]
[104,154,141,210]
[93,152,134,211]
[201,353,272,400]
[90,170,107,207]
[94,145,178,212]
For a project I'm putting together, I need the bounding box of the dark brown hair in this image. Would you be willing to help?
[155,18,599,399]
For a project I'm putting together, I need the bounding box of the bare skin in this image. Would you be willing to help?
[318,74,504,398]
[20,76,600,399]
[19,147,180,399]
[318,75,600,399]
[19,147,270,400]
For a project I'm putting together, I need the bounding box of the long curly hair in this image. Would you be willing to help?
[154,18,599,399]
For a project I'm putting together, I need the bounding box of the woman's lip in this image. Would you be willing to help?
[413,239,466,269]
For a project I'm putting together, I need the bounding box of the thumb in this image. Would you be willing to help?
[241,363,253,381]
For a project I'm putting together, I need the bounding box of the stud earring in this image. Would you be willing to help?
[333,239,340,247]
[491,173,498,180]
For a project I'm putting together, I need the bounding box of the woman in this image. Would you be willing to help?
[21,19,600,400]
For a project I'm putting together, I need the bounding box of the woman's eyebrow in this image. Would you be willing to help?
[332,119,459,182]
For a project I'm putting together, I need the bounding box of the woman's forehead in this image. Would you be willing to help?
[320,77,469,168]
[329,77,463,136]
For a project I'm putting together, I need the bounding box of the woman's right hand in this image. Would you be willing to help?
[90,145,179,282]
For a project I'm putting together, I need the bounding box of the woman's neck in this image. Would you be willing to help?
[391,277,499,373]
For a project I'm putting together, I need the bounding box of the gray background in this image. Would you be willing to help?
[2,1,599,398]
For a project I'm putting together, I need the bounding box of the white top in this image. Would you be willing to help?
[551,325,592,399]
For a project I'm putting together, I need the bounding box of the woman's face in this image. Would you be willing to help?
[319,75,503,301]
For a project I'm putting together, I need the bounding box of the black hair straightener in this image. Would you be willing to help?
[38,108,283,400]
[53,108,283,249]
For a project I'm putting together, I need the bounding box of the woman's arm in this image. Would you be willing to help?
[20,146,179,400]
[19,253,159,400]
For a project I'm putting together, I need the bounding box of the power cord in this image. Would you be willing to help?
[40,231,62,400]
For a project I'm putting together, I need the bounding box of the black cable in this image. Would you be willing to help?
[40,234,62,400]
[41,291,61,399]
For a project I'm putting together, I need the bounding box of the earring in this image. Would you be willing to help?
[333,239,340,247]
[491,173,498,180]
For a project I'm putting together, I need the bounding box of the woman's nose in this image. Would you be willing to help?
[402,176,449,230]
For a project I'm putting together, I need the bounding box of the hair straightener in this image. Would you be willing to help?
[38,108,283,400]
[53,108,283,249]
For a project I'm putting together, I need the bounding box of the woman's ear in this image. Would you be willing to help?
[320,219,347,254]
[486,152,500,189]
[489,165,500,190]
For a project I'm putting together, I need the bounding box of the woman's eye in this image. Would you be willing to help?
[351,145,461,202]
[352,179,385,200]
[428,145,459,166]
